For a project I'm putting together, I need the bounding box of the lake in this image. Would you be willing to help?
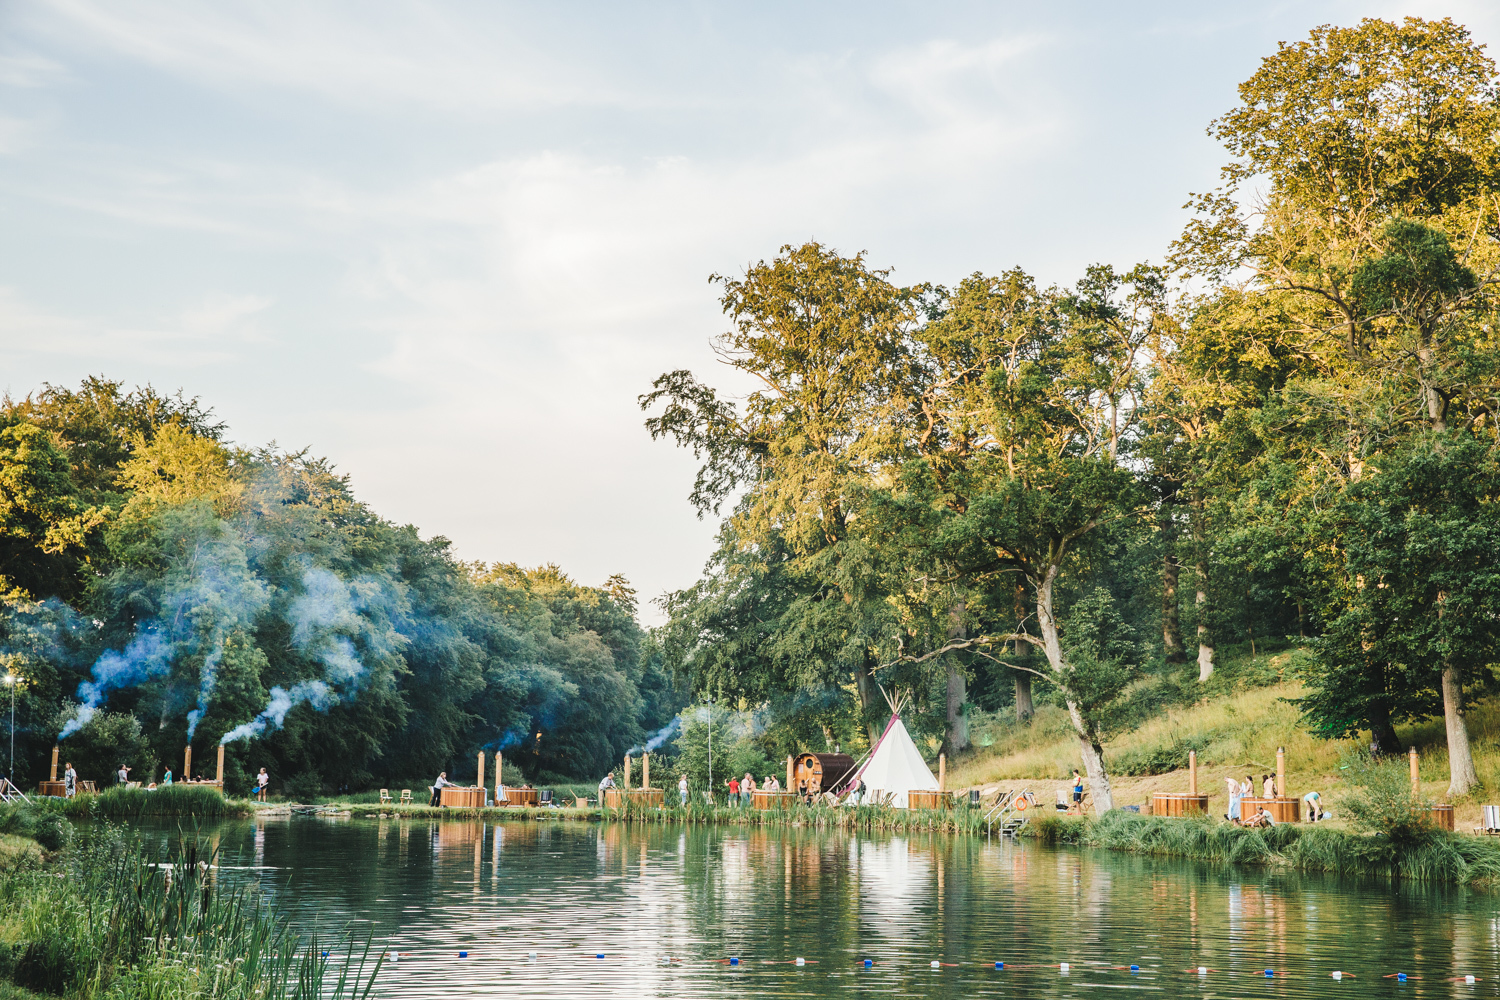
[134,816,1500,998]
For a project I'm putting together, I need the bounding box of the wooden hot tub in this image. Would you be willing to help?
[907,790,954,810]
[1151,793,1209,817]
[37,780,67,798]
[498,787,539,807]
[1421,805,1455,831]
[602,788,664,808]
[752,790,796,810]
[439,786,485,809]
[1240,796,1300,823]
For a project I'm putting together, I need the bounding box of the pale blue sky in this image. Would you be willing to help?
[2,1,1494,621]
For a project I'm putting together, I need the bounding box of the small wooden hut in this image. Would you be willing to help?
[792,753,855,796]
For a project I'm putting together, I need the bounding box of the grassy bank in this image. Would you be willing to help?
[0,817,382,1000]
[32,786,254,820]
[1025,810,1500,887]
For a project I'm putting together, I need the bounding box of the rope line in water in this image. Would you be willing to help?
[378,948,1482,983]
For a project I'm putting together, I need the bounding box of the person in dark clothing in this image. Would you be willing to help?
[429,771,449,807]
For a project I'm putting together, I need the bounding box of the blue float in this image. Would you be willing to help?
[994,962,1004,970]
[1398,973,1407,982]
[729,958,739,966]
[1265,969,1274,977]
[1130,965,1139,972]
[458,951,468,958]
[863,959,872,967]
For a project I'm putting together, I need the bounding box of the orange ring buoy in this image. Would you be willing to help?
[1015,797,1029,811]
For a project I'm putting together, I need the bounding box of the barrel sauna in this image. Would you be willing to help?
[752,790,796,810]
[1240,796,1300,823]
[792,753,855,797]
[1421,805,1455,831]
[907,790,954,810]
[439,786,486,808]
[1150,793,1209,817]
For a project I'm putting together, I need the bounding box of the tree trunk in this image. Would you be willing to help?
[1037,564,1113,812]
[1014,673,1033,722]
[1366,698,1400,757]
[1192,509,1214,681]
[944,602,970,755]
[1442,660,1478,797]
[854,649,881,746]
[1162,552,1185,664]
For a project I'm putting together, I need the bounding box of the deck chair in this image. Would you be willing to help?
[379,789,392,805]
[539,789,553,805]
[399,789,412,805]
[1476,804,1500,835]
[1055,789,1069,812]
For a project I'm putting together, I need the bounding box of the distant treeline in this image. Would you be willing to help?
[648,17,1500,809]
[0,378,685,795]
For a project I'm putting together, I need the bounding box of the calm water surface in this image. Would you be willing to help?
[134,816,1500,998]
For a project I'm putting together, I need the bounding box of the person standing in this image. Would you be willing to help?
[1226,775,1241,822]
[63,762,77,798]
[117,763,131,786]
[1071,770,1084,814]
[678,773,689,806]
[163,767,173,786]
[429,771,449,807]
[256,767,269,801]
[726,776,739,804]
[741,774,755,806]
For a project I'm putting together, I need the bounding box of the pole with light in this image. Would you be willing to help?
[3,670,16,781]
[706,695,713,804]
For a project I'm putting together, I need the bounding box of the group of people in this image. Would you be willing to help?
[56,762,270,799]
[1226,774,1328,825]
[724,772,784,805]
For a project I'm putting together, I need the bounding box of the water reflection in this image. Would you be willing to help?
[128,816,1500,999]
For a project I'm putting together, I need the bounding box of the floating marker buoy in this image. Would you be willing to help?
[388,952,398,964]
[1466,975,1476,983]
[596,954,605,959]
[1130,964,1140,972]
[1197,967,1208,975]
[1332,971,1342,980]
[458,951,468,958]
[1397,973,1407,982]
[1265,969,1274,977]
[1059,962,1070,972]
[994,962,1004,970]
[528,952,537,961]
[863,959,872,967]
[930,960,940,968]
[321,951,329,958]
[729,958,739,966]
[795,957,806,966]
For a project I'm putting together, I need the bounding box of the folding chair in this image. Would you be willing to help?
[1475,804,1500,835]
[399,789,412,805]
[380,789,392,805]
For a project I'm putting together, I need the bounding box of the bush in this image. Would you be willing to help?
[283,770,323,801]
[0,805,72,852]
[1339,750,1436,849]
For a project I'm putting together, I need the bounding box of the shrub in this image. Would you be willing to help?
[1339,750,1436,849]
[283,770,324,801]
[0,805,72,852]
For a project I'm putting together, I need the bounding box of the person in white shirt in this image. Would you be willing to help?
[256,768,269,801]
[678,774,689,806]
[117,764,130,785]
[429,771,449,807]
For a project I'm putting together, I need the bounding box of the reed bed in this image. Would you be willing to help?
[1023,811,1500,887]
[0,825,382,999]
[36,785,253,820]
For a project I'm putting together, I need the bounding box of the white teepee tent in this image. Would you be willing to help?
[843,710,938,809]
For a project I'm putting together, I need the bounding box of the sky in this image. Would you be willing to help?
[1,1,1496,624]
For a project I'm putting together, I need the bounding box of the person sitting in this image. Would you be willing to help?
[1262,774,1275,799]
[1242,808,1277,828]
[429,771,450,807]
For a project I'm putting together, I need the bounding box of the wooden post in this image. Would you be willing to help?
[1275,747,1286,798]
[786,755,793,792]
[477,750,485,793]
[623,754,631,791]
[1188,750,1197,796]
[643,752,650,790]
[50,746,59,781]
[1410,747,1420,795]
[216,745,225,786]
[939,753,947,792]
[184,745,192,780]
[495,751,503,801]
